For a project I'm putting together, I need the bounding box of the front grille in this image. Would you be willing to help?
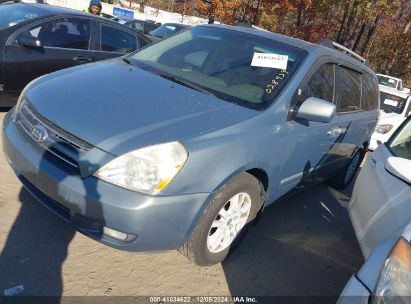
[16,100,93,169]
[23,102,93,151]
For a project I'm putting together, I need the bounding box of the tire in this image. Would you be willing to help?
[328,148,364,189]
[179,172,265,266]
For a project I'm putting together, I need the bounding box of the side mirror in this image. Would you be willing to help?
[385,156,411,184]
[17,34,42,48]
[296,97,336,123]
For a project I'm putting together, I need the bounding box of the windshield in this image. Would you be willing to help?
[380,91,408,114]
[149,24,186,38]
[378,75,398,89]
[130,27,307,110]
[0,3,46,31]
[389,119,411,160]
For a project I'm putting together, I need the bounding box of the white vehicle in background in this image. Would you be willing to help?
[377,73,410,94]
[339,116,411,303]
[369,75,411,150]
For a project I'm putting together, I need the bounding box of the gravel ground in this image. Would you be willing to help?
[0,110,363,300]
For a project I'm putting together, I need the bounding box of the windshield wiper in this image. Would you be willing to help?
[122,57,134,66]
[157,72,216,97]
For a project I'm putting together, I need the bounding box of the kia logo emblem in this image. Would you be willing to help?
[30,125,48,143]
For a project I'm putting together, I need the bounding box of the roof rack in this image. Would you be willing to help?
[317,39,366,64]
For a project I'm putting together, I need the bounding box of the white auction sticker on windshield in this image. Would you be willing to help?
[388,79,395,83]
[251,53,288,70]
[384,99,398,107]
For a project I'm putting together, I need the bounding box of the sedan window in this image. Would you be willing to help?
[101,25,137,54]
[0,3,47,30]
[18,17,91,50]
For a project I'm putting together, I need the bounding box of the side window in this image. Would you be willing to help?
[19,17,91,50]
[137,36,148,48]
[389,119,411,160]
[361,74,379,110]
[101,25,137,54]
[338,67,362,112]
[131,22,144,32]
[300,63,335,103]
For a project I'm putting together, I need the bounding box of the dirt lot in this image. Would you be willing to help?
[0,110,363,299]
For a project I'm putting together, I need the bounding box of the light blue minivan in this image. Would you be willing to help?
[2,25,379,265]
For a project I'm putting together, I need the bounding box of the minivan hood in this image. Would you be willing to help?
[26,59,257,155]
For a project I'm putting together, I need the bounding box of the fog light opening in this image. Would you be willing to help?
[103,227,136,242]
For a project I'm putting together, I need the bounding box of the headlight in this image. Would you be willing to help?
[375,124,394,134]
[12,97,27,122]
[373,238,411,303]
[94,141,188,195]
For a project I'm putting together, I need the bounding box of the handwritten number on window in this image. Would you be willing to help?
[265,69,288,94]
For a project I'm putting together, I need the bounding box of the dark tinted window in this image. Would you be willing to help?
[21,18,91,50]
[300,64,335,103]
[0,3,47,30]
[101,25,137,53]
[362,74,379,110]
[338,67,362,112]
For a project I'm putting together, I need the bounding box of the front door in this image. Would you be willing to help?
[335,66,379,164]
[277,62,343,196]
[4,16,94,96]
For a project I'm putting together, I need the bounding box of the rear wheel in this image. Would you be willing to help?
[328,149,364,189]
[179,172,264,266]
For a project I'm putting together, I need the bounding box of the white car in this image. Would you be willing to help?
[339,116,411,303]
[377,73,410,94]
[369,86,411,151]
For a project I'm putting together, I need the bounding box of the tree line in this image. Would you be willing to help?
[109,0,411,85]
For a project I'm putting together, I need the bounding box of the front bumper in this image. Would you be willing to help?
[2,111,210,252]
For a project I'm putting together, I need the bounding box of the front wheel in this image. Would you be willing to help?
[179,172,264,266]
[328,148,364,189]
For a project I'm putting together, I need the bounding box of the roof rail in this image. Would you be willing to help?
[317,39,366,64]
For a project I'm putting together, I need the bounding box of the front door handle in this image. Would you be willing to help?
[73,56,93,63]
[327,127,346,137]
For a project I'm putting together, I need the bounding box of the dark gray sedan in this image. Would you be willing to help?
[0,2,150,107]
